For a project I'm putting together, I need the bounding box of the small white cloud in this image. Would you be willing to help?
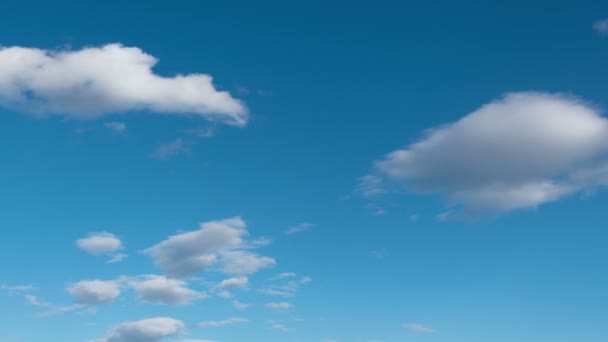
[145,217,274,278]
[216,277,248,290]
[213,277,248,298]
[144,217,246,277]
[77,232,122,255]
[67,280,120,305]
[107,253,128,264]
[24,294,84,316]
[259,275,311,297]
[92,317,184,342]
[152,138,190,160]
[403,323,435,333]
[232,300,252,310]
[270,272,297,280]
[265,302,292,311]
[219,250,275,275]
[284,223,313,235]
[270,324,295,332]
[104,121,127,133]
[593,19,608,36]
[198,317,249,328]
[0,44,247,126]
[128,275,206,305]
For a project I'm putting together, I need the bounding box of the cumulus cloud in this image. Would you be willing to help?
[67,280,120,305]
[198,317,249,328]
[128,275,206,305]
[77,232,126,263]
[145,217,274,277]
[0,44,247,125]
[92,317,184,342]
[366,92,608,213]
[403,323,435,333]
[77,232,122,255]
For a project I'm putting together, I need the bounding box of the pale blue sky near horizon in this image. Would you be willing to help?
[1,1,608,341]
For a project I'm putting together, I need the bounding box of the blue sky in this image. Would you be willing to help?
[1,0,608,341]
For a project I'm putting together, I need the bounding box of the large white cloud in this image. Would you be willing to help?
[145,217,275,277]
[67,280,120,305]
[0,44,247,125]
[367,92,608,213]
[128,275,205,305]
[92,317,184,342]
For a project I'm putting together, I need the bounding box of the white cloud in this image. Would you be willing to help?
[284,223,313,235]
[219,250,275,275]
[198,317,249,328]
[152,138,190,160]
[259,275,311,297]
[104,121,127,133]
[593,19,608,36]
[403,323,435,333]
[77,232,122,255]
[145,217,274,277]
[269,324,295,332]
[24,294,84,316]
[232,300,252,310]
[108,253,128,264]
[216,277,248,290]
[128,275,206,305]
[1,285,34,296]
[0,44,247,126]
[367,92,608,213]
[270,272,296,281]
[265,302,292,311]
[213,277,248,298]
[92,317,184,342]
[67,280,120,305]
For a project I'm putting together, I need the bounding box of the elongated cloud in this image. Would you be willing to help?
[92,317,184,342]
[128,275,205,305]
[366,92,608,213]
[0,44,247,125]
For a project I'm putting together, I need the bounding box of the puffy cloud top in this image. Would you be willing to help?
[0,44,247,125]
[77,232,122,255]
[369,92,608,213]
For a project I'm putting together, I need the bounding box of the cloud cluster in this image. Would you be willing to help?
[92,317,184,342]
[145,217,275,277]
[366,92,608,213]
[0,44,247,125]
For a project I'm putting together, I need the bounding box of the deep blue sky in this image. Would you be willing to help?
[1,1,608,341]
